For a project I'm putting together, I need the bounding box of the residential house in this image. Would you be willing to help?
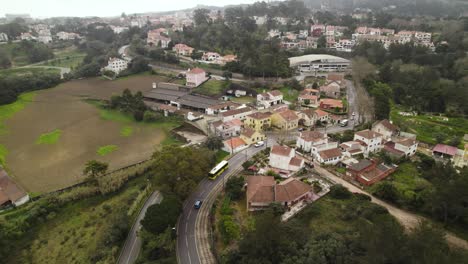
[210,119,243,138]
[173,43,194,56]
[56,31,81,40]
[0,169,29,207]
[185,68,208,87]
[220,55,237,65]
[104,57,128,74]
[319,98,344,111]
[297,109,319,127]
[269,145,304,172]
[298,89,320,107]
[244,112,272,131]
[271,110,299,130]
[346,159,397,186]
[221,107,253,122]
[432,144,458,162]
[319,81,341,98]
[296,131,339,159]
[354,130,383,156]
[327,73,345,83]
[20,32,36,41]
[37,29,52,43]
[246,176,313,211]
[372,119,399,140]
[205,101,240,115]
[223,137,247,154]
[201,52,221,62]
[315,109,330,123]
[240,127,266,145]
[316,148,343,165]
[340,141,365,157]
[257,90,283,108]
[147,29,171,48]
[0,32,9,42]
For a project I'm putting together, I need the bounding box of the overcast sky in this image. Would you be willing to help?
[1,0,261,18]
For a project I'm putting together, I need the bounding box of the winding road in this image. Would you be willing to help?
[176,141,273,264]
[117,191,163,264]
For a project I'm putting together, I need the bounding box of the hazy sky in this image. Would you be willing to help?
[1,0,261,18]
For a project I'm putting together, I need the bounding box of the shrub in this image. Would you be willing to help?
[329,184,352,199]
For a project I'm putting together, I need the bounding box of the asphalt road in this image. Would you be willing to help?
[176,142,272,264]
[117,191,163,264]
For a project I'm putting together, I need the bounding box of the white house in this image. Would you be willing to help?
[354,130,383,156]
[372,119,399,140]
[223,137,248,154]
[394,138,418,157]
[104,57,128,74]
[210,119,243,138]
[0,33,8,42]
[221,107,253,122]
[316,148,343,165]
[185,68,208,87]
[257,90,283,108]
[269,145,304,172]
[173,43,194,56]
[296,131,338,159]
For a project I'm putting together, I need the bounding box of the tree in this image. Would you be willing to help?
[317,35,326,48]
[222,71,232,81]
[128,56,149,74]
[141,195,182,235]
[225,176,244,200]
[372,181,399,203]
[204,135,223,151]
[83,160,108,183]
[193,9,211,26]
[0,49,11,69]
[329,184,351,199]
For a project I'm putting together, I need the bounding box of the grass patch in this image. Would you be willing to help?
[35,129,62,145]
[97,145,118,156]
[230,96,256,104]
[279,87,299,102]
[0,67,60,78]
[215,150,230,163]
[120,126,133,137]
[391,105,468,148]
[194,79,227,96]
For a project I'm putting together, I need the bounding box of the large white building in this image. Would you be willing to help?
[354,130,383,156]
[0,33,8,42]
[296,131,338,159]
[104,57,128,74]
[289,54,351,73]
[269,145,304,173]
[185,68,208,87]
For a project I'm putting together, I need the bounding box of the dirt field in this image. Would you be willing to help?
[0,74,174,193]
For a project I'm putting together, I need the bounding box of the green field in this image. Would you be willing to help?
[230,96,256,104]
[391,105,468,148]
[194,79,227,96]
[0,173,151,263]
[36,129,62,145]
[279,87,299,102]
[0,67,60,78]
[97,145,118,156]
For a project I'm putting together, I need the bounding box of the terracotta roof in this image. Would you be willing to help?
[187,68,205,74]
[300,88,319,95]
[242,127,256,138]
[355,129,382,140]
[269,90,283,97]
[397,138,417,147]
[247,112,272,120]
[279,110,299,121]
[299,109,316,118]
[211,120,223,128]
[221,107,252,117]
[375,119,398,132]
[299,94,318,101]
[318,148,342,160]
[0,169,27,204]
[247,176,275,204]
[227,118,243,127]
[315,109,329,117]
[271,145,293,157]
[300,131,325,142]
[433,144,458,156]
[289,156,304,167]
[320,98,343,108]
[276,178,312,202]
[327,73,344,82]
[224,137,246,149]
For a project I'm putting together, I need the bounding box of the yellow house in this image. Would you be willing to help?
[271,110,299,130]
[244,112,272,131]
[240,128,266,145]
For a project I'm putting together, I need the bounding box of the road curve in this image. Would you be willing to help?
[118,191,163,264]
[176,143,270,264]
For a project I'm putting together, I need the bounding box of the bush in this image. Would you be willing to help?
[329,184,352,199]
[143,110,160,122]
[372,181,399,203]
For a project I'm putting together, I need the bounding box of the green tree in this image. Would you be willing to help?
[372,181,399,203]
[83,160,108,182]
[204,135,223,151]
[0,49,11,69]
[225,176,244,200]
[329,184,351,199]
[141,195,182,235]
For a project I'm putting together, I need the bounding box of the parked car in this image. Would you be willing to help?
[340,119,349,127]
[194,200,202,209]
[254,141,265,148]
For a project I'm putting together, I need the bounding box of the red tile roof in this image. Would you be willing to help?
[247,112,272,120]
[355,129,382,140]
[224,137,246,149]
[289,156,304,167]
[318,148,342,160]
[315,109,329,117]
[188,68,205,74]
[276,178,312,202]
[279,110,299,121]
[300,131,325,142]
[271,145,293,157]
[375,119,399,132]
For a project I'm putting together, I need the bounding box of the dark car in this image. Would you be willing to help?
[194,200,202,209]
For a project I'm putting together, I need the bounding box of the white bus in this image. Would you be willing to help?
[208,160,229,180]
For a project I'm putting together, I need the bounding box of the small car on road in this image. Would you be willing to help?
[194,200,202,209]
[254,141,265,148]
